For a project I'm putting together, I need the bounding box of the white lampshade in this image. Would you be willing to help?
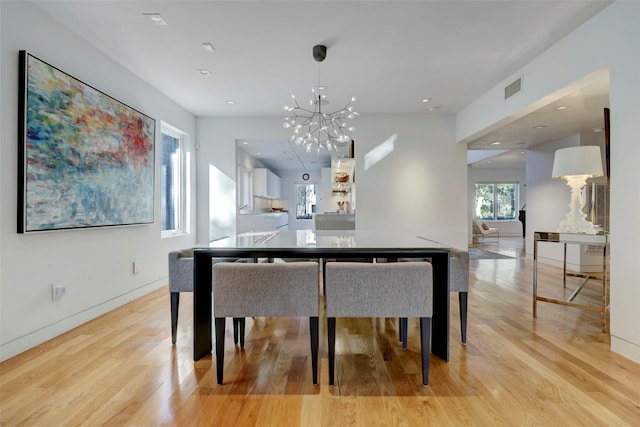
[552,146,604,179]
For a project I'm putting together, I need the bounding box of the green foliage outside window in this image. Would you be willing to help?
[296,184,316,219]
[475,183,517,221]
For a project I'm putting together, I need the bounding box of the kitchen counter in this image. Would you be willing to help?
[237,211,288,233]
[314,213,355,230]
[239,210,288,216]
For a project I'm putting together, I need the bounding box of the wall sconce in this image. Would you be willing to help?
[552,146,604,234]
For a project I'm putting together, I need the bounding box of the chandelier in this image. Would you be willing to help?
[283,45,358,154]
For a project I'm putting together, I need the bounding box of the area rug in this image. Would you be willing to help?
[468,248,515,260]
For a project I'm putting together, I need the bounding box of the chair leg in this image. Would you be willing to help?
[310,316,319,385]
[238,318,245,348]
[215,317,226,385]
[400,317,408,350]
[233,318,239,345]
[328,317,336,386]
[232,317,245,348]
[170,292,179,345]
[459,292,468,345]
[420,317,431,386]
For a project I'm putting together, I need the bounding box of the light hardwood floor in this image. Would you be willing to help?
[2,238,639,426]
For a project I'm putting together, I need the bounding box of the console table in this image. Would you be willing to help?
[533,231,609,331]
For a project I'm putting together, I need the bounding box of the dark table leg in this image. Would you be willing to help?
[430,252,450,361]
[194,252,212,360]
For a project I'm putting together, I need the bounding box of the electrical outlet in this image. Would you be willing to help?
[51,284,66,300]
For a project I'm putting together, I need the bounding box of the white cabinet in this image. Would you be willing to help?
[253,168,282,199]
[320,168,332,213]
[237,213,288,233]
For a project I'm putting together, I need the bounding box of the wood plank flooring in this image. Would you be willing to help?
[2,238,639,426]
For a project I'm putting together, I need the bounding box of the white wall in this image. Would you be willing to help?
[0,2,197,361]
[197,113,467,250]
[354,114,467,250]
[196,117,287,243]
[467,166,526,241]
[456,2,640,362]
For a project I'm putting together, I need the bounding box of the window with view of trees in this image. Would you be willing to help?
[295,184,316,220]
[476,183,518,221]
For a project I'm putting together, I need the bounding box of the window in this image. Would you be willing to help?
[161,122,190,236]
[475,183,518,221]
[295,184,316,219]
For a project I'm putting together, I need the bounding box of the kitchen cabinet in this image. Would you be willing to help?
[237,213,288,233]
[254,168,282,199]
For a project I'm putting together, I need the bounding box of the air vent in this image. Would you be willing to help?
[504,77,522,100]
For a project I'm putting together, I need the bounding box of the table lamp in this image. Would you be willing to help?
[552,146,604,234]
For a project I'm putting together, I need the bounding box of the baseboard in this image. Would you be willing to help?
[0,278,167,362]
[611,335,640,364]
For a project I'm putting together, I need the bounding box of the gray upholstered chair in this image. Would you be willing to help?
[213,261,320,385]
[449,249,469,344]
[168,249,195,345]
[395,248,469,345]
[324,261,433,386]
[168,249,241,345]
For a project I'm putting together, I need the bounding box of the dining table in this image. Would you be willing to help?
[192,229,451,362]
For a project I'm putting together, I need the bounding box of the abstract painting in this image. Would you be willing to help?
[18,51,155,232]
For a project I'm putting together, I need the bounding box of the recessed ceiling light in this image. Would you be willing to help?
[195,68,211,76]
[556,105,569,110]
[533,125,547,129]
[317,85,327,91]
[256,152,262,156]
[421,98,431,103]
[202,42,216,52]
[490,141,502,146]
[226,100,237,105]
[242,141,248,145]
[142,13,168,25]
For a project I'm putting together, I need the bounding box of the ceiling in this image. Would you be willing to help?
[34,0,612,171]
[467,67,610,169]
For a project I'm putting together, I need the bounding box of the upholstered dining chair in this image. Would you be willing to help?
[324,261,433,386]
[212,261,320,385]
[395,248,469,345]
[168,249,242,345]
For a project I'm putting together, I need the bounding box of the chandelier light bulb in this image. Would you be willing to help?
[283,80,356,154]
